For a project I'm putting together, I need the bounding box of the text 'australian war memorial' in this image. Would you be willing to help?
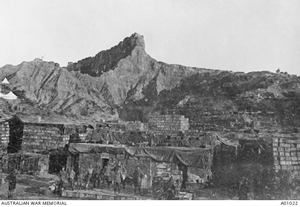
[0,33,300,200]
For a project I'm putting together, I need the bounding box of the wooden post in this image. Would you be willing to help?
[149,158,152,188]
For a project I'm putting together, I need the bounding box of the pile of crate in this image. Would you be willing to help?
[273,138,300,176]
[148,114,189,136]
[155,163,171,178]
[0,121,9,146]
[22,123,68,152]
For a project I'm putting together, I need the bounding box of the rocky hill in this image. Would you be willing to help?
[0,33,300,131]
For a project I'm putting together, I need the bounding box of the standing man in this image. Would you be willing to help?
[113,166,122,194]
[59,167,67,182]
[104,164,112,189]
[69,168,76,191]
[58,167,67,196]
[93,164,101,188]
[174,180,181,197]
[0,168,4,187]
[86,165,94,190]
[133,166,144,196]
[77,168,85,190]
[6,170,17,199]
[120,164,127,190]
[57,174,64,196]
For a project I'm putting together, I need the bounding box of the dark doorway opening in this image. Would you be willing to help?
[49,153,67,174]
[102,158,109,168]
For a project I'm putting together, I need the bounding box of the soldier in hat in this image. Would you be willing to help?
[86,164,94,189]
[69,168,76,191]
[103,163,112,189]
[133,165,144,196]
[113,165,122,194]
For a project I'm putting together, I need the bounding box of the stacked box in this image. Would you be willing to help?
[0,122,9,146]
[155,162,172,178]
[22,123,69,152]
[149,114,189,136]
[272,138,300,175]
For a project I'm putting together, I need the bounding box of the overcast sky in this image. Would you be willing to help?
[0,0,299,75]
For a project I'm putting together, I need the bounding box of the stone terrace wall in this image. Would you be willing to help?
[190,112,274,132]
[176,105,299,133]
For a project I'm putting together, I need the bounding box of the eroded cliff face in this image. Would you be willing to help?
[0,59,113,122]
[1,32,300,131]
[0,33,202,122]
[66,33,203,107]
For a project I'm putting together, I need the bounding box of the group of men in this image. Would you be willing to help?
[57,162,145,196]
[155,176,182,200]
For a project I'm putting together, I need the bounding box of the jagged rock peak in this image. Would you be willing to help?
[66,33,147,77]
[127,32,145,49]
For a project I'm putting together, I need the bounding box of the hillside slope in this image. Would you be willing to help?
[0,33,299,131]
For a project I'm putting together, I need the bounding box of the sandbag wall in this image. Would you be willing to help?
[273,137,300,179]
[0,121,9,147]
[1,153,49,175]
[22,123,69,152]
[148,114,189,137]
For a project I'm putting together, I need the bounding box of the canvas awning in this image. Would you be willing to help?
[68,143,213,168]
[130,146,212,168]
[217,135,239,147]
[68,143,127,155]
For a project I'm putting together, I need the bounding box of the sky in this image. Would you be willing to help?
[0,0,299,75]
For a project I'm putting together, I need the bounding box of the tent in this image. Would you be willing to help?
[1,78,9,84]
[0,91,17,100]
